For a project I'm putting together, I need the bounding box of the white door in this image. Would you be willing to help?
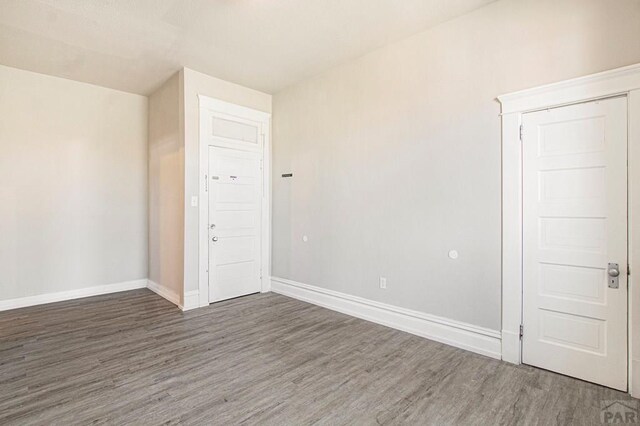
[208,146,262,303]
[522,96,628,391]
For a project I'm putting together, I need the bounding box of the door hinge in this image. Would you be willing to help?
[519,324,524,339]
[205,174,208,192]
[519,125,523,141]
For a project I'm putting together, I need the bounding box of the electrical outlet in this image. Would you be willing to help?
[379,277,387,289]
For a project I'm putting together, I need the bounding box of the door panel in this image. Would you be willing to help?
[208,147,262,303]
[522,96,628,391]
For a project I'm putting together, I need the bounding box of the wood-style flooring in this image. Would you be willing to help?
[0,289,634,425]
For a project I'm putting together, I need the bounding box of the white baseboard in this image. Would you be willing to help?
[146,280,199,312]
[147,279,181,308]
[632,358,640,398]
[0,279,148,312]
[183,291,200,311]
[271,277,502,360]
[0,278,199,313]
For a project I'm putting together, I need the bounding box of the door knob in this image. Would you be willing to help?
[608,262,619,289]
[212,236,218,242]
[210,224,216,229]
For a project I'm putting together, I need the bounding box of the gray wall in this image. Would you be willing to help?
[272,0,640,331]
[0,65,148,300]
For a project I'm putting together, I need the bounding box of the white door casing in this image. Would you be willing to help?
[208,147,263,302]
[498,63,640,397]
[198,95,271,307]
[522,97,628,390]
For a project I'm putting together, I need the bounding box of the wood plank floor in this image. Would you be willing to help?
[0,289,634,425]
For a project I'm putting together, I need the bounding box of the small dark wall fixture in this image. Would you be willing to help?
[281,173,293,178]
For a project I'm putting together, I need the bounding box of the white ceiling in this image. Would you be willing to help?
[0,0,495,95]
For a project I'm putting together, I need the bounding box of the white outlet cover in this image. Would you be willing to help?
[379,277,387,289]
[448,250,459,259]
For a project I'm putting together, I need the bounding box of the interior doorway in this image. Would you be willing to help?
[521,96,628,391]
[198,96,271,306]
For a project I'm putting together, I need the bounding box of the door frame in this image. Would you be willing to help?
[498,63,640,396]
[198,95,272,307]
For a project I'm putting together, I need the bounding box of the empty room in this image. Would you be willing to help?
[2,0,640,424]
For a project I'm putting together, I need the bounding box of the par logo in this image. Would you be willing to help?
[601,400,639,424]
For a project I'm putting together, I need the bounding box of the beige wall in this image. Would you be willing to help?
[182,67,271,295]
[0,64,148,300]
[272,0,640,330]
[148,72,184,302]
